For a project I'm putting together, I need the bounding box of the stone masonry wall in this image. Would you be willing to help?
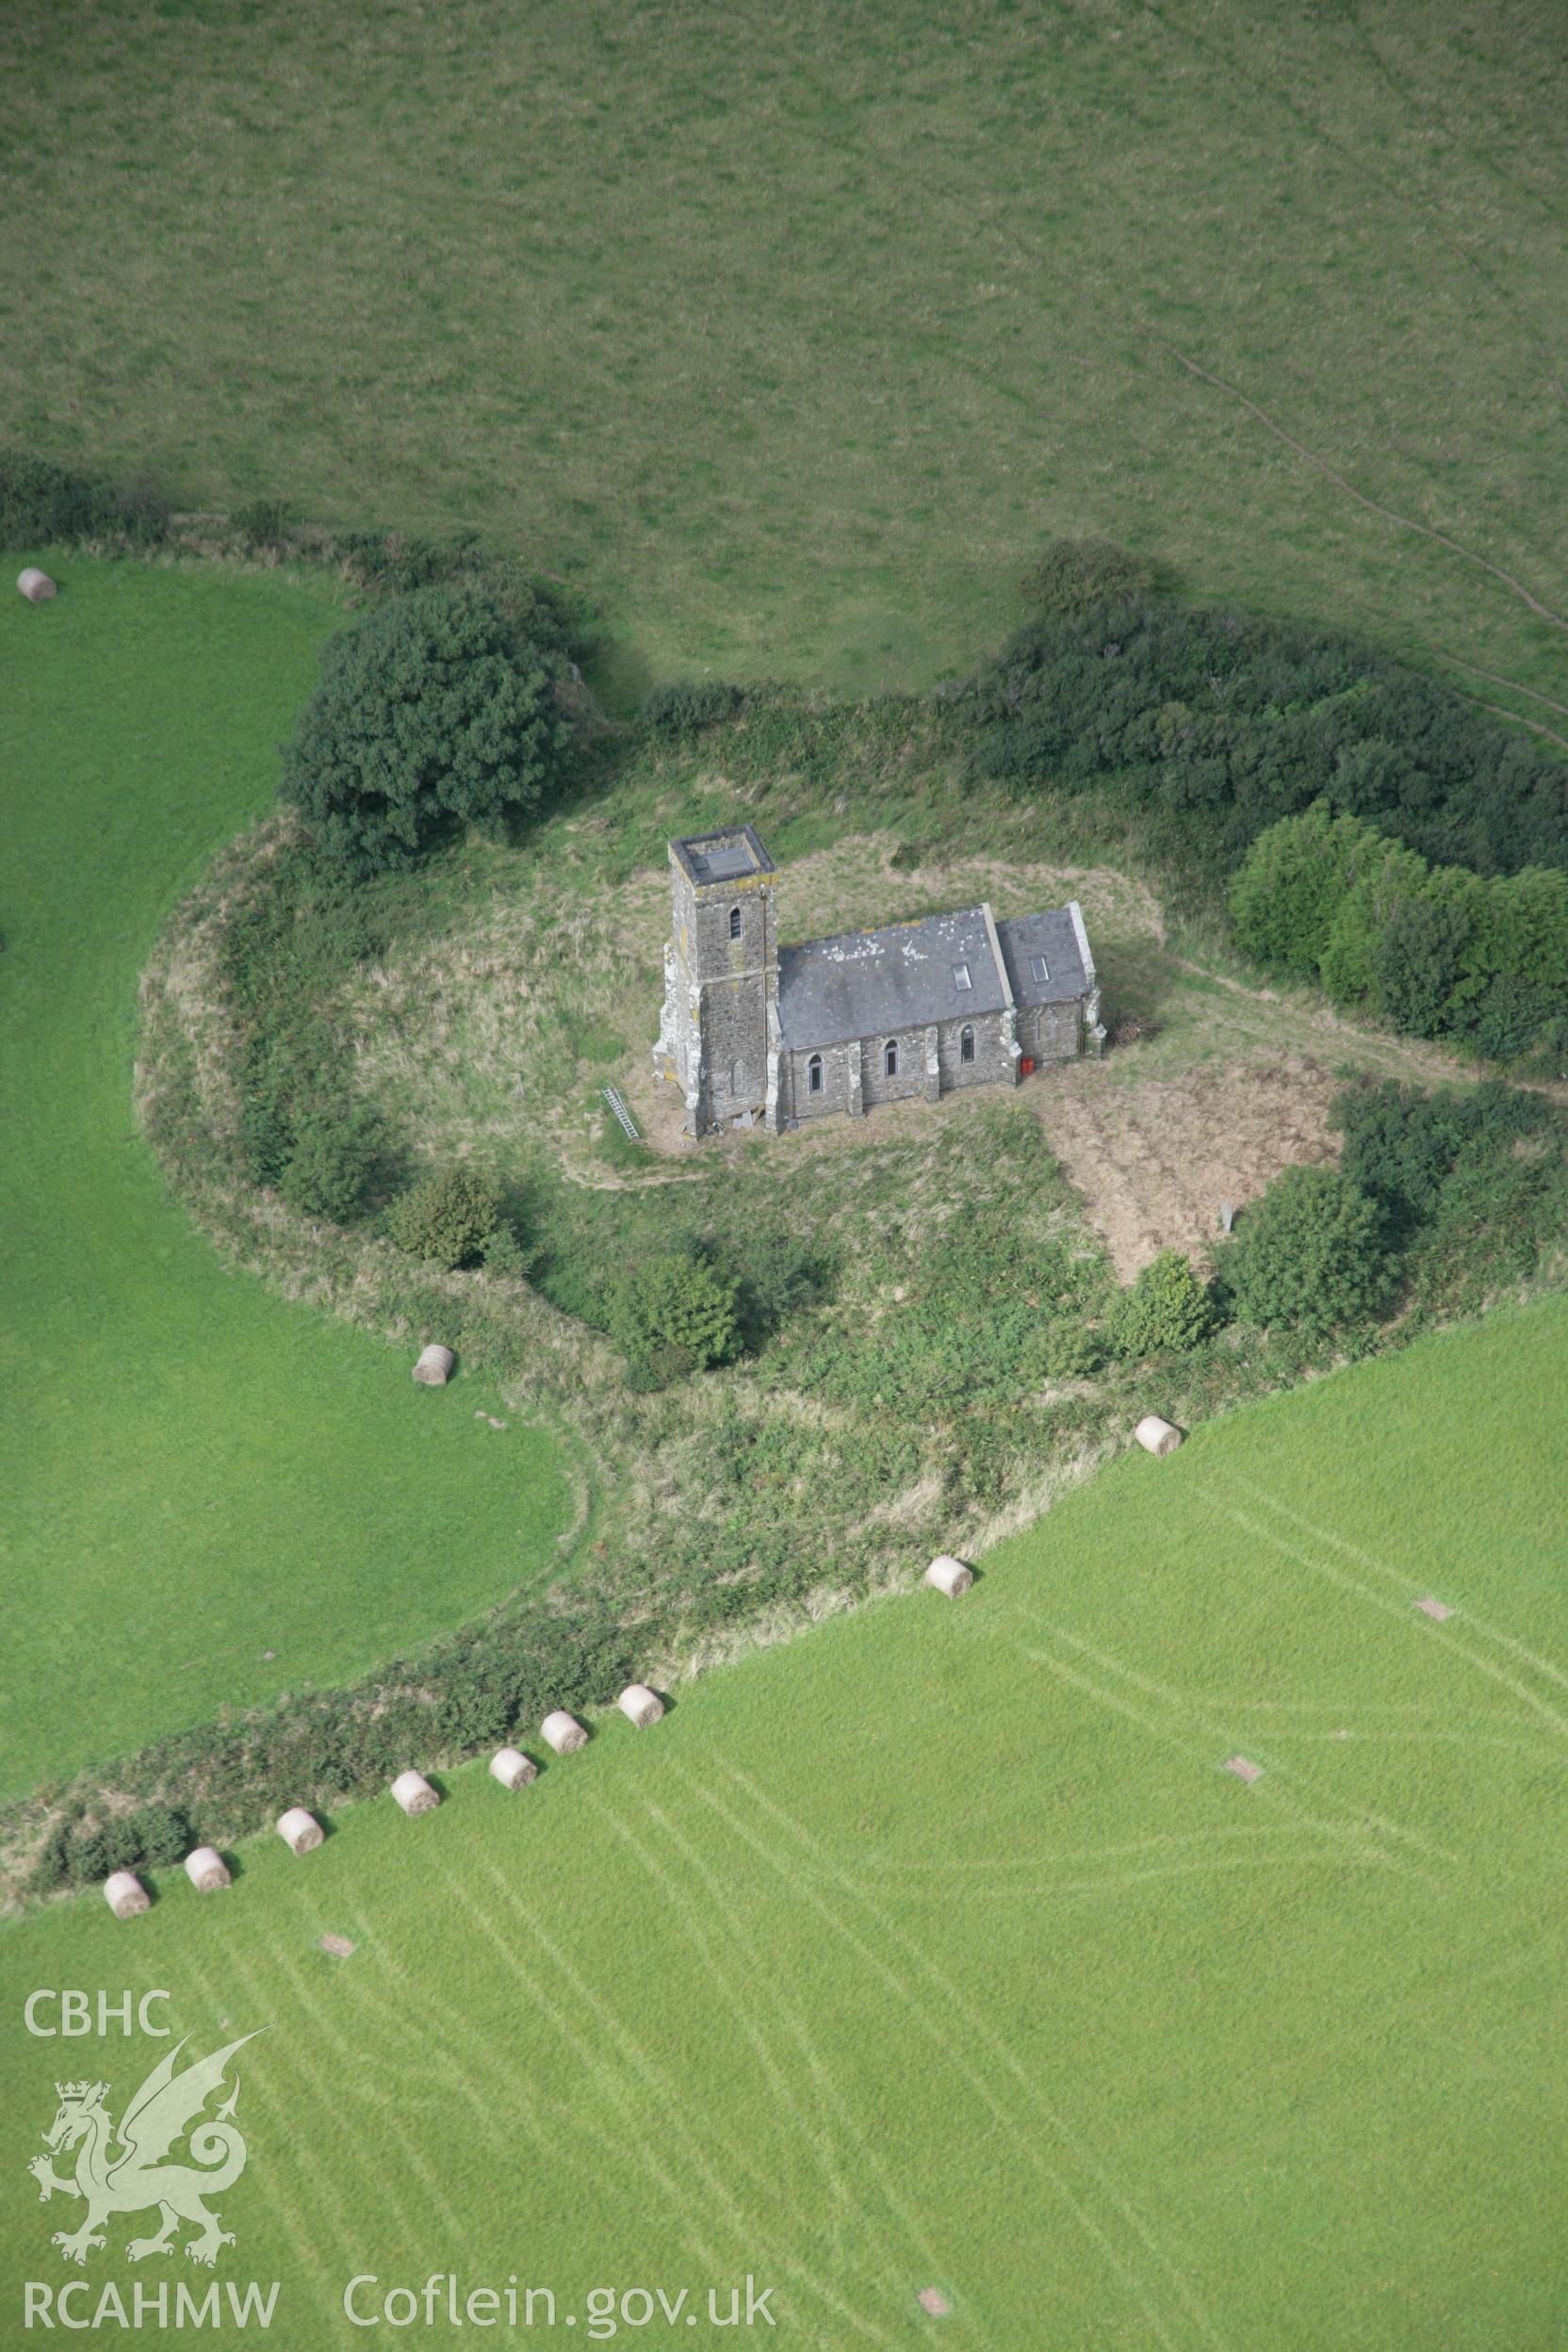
[1016,1001,1083,1064]
[935,1009,1014,1090]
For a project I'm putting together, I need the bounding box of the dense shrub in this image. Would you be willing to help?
[38,1800,199,1890]
[237,1019,336,1182]
[638,678,748,739]
[481,1224,534,1280]
[1332,1078,1554,1246]
[235,1011,382,1221]
[970,592,1568,879]
[1513,1014,1568,1082]
[385,1166,504,1269]
[1021,536,1156,620]
[277,1102,384,1221]
[1107,1249,1217,1358]
[1220,1166,1392,1339]
[332,532,588,661]
[610,1251,739,1379]
[1229,804,1568,1059]
[0,446,173,550]
[0,449,106,544]
[1329,1076,1568,1317]
[281,587,568,877]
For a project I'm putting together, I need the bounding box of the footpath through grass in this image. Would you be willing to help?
[3,1295,1561,2347]
[0,560,572,1799]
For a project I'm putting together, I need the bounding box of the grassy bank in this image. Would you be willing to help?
[4,1294,1562,2345]
[0,560,573,1797]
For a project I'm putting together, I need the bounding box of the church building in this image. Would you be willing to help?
[652,825,1103,1137]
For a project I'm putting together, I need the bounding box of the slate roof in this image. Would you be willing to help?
[995,907,1093,1006]
[776,899,1093,1051]
[777,905,1007,1050]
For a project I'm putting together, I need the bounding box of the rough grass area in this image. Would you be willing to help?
[4,1295,1562,2348]
[3,2,1566,721]
[339,771,1482,1283]
[0,560,573,1800]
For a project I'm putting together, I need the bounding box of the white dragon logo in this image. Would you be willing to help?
[28,2033,264,2269]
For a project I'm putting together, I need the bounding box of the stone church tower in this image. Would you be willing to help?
[652,825,780,1135]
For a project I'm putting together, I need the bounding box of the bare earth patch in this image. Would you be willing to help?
[1025,1054,1342,1280]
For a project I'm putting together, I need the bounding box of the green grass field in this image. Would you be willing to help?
[0,560,572,1798]
[5,1,1566,715]
[4,1294,1562,2347]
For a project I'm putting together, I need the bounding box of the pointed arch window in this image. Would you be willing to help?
[729,906,743,940]
[808,1053,824,1096]
[884,1039,899,1079]
[960,1024,975,1065]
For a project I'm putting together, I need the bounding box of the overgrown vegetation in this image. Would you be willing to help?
[967,593,1568,885]
[1218,1165,1393,1342]
[0,445,173,551]
[1332,1077,1568,1316]
[282,586,572,877]
[385,1164,505,1269]
[637,678,750,739]
[1106,1248,1216,1360]
[608,1250,740,1383]
[1230,803,1568,1070]
[221,847,394,1218]
[1021,535,1159,621]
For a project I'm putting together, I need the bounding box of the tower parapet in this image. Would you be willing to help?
[652,825,779,1135]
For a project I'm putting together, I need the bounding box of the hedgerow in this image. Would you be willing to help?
[1229,803,1568,1066]
[967,577,1568,879]
[637,678,749,738]
[0,447,173,550]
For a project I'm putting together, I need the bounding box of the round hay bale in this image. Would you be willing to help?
[183,1846,231,1893]
[925,1554,973,1599]
[617,1683,664,1728]
[391,1769,439,1817]
[413,1343,455,1386]
[276,1805,324,1855]
[1135,1414,1184,1458]
[18,567,57,604]
[490,1745,538,1791]
[104,1870,150,1919]
[541,1708,587,1756]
